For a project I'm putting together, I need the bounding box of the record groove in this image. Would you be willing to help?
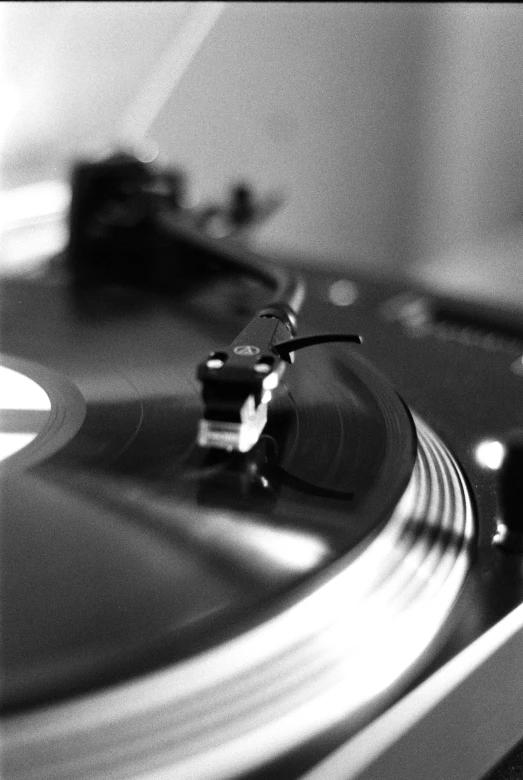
[1,274,473,780]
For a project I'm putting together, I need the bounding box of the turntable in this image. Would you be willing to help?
[2,144,523,780]
[4,6,523,775]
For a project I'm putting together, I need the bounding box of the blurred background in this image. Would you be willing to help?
[2,2,523,306]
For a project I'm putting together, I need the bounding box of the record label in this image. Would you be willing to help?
[0,354,86,470]
[0,365,51,461]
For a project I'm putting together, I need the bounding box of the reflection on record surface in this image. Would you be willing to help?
[0,273,415,709]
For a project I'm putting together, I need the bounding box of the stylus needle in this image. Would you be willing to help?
[196,309,293,453]
[196,303,362,454]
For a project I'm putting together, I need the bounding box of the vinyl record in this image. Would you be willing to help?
[0,269,417,708]
[1,270,473,780]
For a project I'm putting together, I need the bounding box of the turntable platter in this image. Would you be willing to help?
[1,271,473,780]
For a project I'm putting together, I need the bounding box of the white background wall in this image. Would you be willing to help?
[3,3,523,292]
